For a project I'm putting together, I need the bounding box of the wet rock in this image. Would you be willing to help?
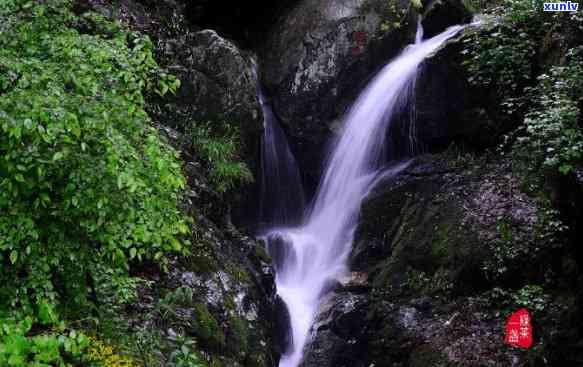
[274,295,293,356]
[337,272,369,292]
[302,292,368,367]
[409,28,502,151]
[161,29,263,134]
[302,152,557,366]
[261,0,416,184]
[260,0,474,185]
[266,232,297,274]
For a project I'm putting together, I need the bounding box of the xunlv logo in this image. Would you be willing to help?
[543,1,579,11]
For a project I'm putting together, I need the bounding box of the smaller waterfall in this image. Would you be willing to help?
[415,18,424,44]
[252,65,305,228]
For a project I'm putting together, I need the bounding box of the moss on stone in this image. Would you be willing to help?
[223,295,237,312]
[254,244,272,264]
[431,223,452,261]
[192,303,225,350]
[245,354,267,367]
[225,261,251,284]
[405,268,432,292]
[227,315,249,356]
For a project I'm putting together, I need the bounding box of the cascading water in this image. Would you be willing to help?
[252,66,306,228]
[262,23,466,367]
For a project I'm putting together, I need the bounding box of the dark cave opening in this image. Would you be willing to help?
[183,0,298,49]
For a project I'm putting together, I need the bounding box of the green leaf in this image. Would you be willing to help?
[171,239,182,252]
[559,164,573,175]
[52,152,64,161]
[9,251,18,264]
[38,301,57,325]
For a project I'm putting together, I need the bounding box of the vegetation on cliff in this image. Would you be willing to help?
[1,1,273,366]
[0,0,198,365]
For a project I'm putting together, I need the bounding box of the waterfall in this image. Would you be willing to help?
[262,23,465,367]
[253,66,306,228]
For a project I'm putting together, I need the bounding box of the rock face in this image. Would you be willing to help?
[139,125,279,367]
[83,0,263,139]
[260,0,416,184]
[259,0,474,186]
[301,153,569,366]
[407,25,505,151]
[160,29,263,135]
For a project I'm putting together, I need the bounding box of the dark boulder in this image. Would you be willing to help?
[183,0,299,48]
[159,29,263,135]
[274,295,294,356]
[353,155,491,296]
[421,0,473,38]
[302,292,369,367]
[408,26,501,151]
[80,0,264,143]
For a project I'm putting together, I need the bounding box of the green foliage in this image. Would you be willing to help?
[155,286,195,323]
[191,303,225,350]
[167,338,204,367]
[0,317,93,367]
[482,207,567,281]
[482,218,521,280]
[462,0,583,177]
[0,0,189,318]
[95,266,153,308]
[514,47,583,177]
[460,3,540,113]
[227,316,249,355]
[404,268,431,292]
[479,285,550,313]
[190,123,253,194]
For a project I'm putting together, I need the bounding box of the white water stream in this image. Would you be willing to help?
[260,23,465,367]
[253,66,306,228]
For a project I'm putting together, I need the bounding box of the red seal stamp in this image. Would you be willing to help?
[505,308,533,349]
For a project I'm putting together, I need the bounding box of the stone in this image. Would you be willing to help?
[260,0,416,184]
[162,29,263,135]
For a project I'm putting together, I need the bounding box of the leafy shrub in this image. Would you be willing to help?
[168,342,204,367]
[460,0,543,114]
[479,285,550,313]
[190,123,253,194]
[482,205,567,282]
[0,0,187,317]
[0,317,93,367]
[191,303,225,350]
[462,0,583,178]
[227,316,249,355]
[94,266,153,308]
[514,47,583,177]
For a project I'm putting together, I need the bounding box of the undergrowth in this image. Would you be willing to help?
[0,0,197,364]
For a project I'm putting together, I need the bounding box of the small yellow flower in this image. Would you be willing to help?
[87,337,138,367]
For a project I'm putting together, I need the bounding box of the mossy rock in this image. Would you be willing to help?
[226,315,249,356]
[191,303,226,350]
[355,156,489,298]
